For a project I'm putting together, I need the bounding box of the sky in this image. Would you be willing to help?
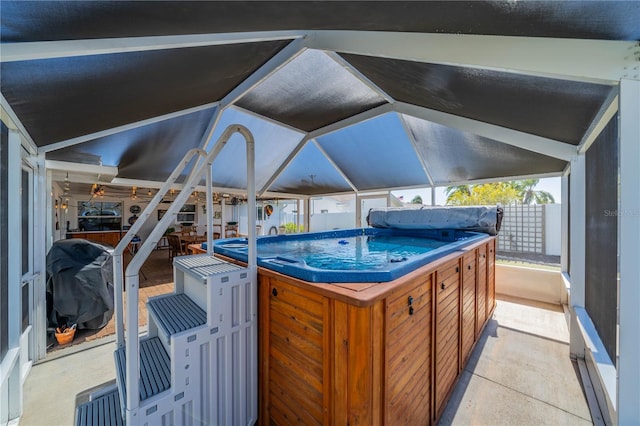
[391,177,562,206]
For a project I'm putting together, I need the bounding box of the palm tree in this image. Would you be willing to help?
[512,179,555,204]
[445,185,471,204]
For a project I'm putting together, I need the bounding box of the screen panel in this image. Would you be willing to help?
[585,116,618,365]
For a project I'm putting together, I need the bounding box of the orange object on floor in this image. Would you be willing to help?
[55,324,76,345]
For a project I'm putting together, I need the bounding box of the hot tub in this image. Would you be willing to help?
[212,227,487,283]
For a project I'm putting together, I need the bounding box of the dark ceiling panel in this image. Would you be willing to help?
[2,1,638,42]
[269,142,353,195]
[342,54,614,145]
[316,113,429,190]
[236,50,386,132]
[1,41,290,146]
[403,115,567,184]
[46,107,216,182]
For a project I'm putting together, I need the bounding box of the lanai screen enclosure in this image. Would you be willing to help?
[1,2,639,425]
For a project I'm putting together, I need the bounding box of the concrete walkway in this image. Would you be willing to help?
[440,294,593,425]
[20,295,591,425]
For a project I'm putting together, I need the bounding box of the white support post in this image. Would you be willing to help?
[304,199,311,232]
[33,152,47,361]
[617,78,640,425]
[206,166,213,255]
[569,154,586,357]
[7,130,23,420]
[560,173,570,274]
[221,197,227,237]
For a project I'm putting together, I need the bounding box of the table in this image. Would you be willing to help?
[188,244,206,255]
[180,235,207,244]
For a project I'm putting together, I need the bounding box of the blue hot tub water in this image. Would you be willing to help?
[210,228,486,283]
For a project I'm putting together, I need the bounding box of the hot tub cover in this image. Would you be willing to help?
[46,239,114,329]
[367,206,503,235]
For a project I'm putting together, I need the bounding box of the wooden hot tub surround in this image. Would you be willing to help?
[257,235,496,425]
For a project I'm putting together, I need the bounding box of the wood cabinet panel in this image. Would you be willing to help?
[461,251,476,363]
[434,260,460,418]
[262,278,328,425]
[476,245,487,337]
[385,275,432,425]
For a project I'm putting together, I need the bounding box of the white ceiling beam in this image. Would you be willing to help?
[258,134,310,195]
[324,51,395,104]
[46,160,118,178]
[310,139,358,193]
[308,31,638,85]
[230,106,305,135]
[307,103,394,139]
[219,39,307,109]
[578,91,619,154]
[109,177,177,190]
[397,113,435,187]
[395,102,576,161]
[40,102,219,153]
[37,39,304,154]
[200,39,306,153]
[258,103,394,195]
[434,171,563,188]
[1,93,37,149]
[1,31,306,62]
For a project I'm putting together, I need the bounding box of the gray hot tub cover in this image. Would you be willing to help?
[46,239,114,329]
[367,205,503,235]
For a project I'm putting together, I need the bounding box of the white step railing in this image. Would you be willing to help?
[112,124,256,425]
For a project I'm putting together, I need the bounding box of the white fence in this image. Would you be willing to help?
[497,204,561,257]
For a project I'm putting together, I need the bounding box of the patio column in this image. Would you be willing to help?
[617,78,640,425]
[568,154,586,358]
[4,129,23,422]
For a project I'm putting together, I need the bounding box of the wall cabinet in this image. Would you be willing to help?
[66,231,122,248]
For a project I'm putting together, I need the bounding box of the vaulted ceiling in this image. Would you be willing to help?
[1,1,638,197]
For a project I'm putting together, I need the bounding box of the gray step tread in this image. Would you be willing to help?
[114,336,171,408]
[147,293,206,337]
[75,388,123,426]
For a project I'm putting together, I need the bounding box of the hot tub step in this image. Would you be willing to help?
[114,336,171,413]
[147,293,206,339]
[75,388,123,426]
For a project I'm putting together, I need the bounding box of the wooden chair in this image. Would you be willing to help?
[224,223,239,238]
[167,234,186,260]
[180,226,195,236]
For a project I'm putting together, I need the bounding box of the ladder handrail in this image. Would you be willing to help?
[122,124,255,421]
[112,148,206,349]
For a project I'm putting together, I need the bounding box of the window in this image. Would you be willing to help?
[177,204,196,224]
[78,201,122,231]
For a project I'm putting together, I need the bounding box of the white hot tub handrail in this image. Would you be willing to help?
[122,124,255,421]
[112,147,206,349]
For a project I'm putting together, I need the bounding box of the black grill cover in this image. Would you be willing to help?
[46,239,114,329]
